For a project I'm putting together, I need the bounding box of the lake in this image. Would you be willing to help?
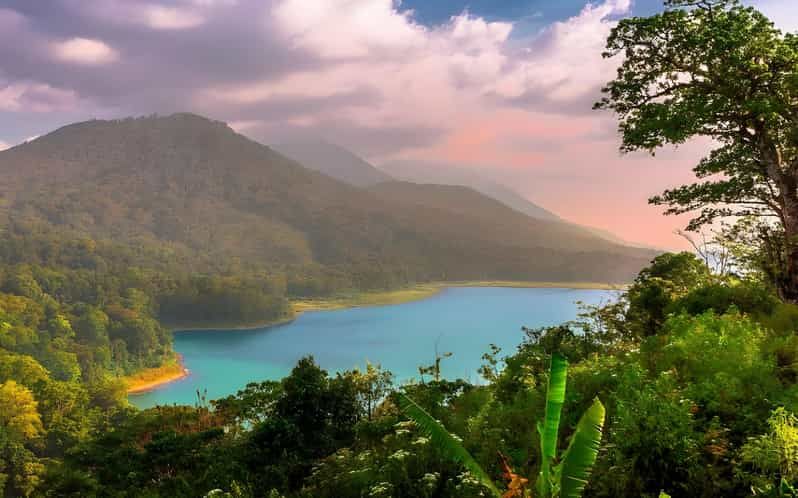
[130,286,616,408]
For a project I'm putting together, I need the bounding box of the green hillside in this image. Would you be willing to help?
[380,158,562,221]
[0,113,654,286]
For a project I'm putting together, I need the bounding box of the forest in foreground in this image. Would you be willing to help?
[4,248,798,497]
[3,0,798,496]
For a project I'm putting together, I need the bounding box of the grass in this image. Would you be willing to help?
[124,353,188,394]
[292,285,442,312]
[292,281,623,312]
[443,280,625,290]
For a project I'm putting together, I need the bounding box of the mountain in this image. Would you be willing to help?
[379,159,561,221]
[367,181,636,251]
[380,159,659,248]
[0,113,655,285]
[269,142,650,249]
[271,142,561,223]
[272,140,393,187]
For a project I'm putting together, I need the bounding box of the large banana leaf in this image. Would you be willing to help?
[537,353,568,496]
[554,398,605,498]
[396,393,502,498]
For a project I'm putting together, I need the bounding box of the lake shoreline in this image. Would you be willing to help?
[292,280,622,312]
[163,313,298,333]
[126,354,190,395]
[166,281,622,332]
[128,281,622,395]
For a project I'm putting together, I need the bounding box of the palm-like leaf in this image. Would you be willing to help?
[537,353,568,496]
[554,398,605,498]
[397,393,502,498]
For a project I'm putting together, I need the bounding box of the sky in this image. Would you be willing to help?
[0,0,795,249]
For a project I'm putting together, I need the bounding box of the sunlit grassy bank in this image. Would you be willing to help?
[443,280,624,290]
[125,354,189,394]
[292,281,622,312]
[292,284,443,312]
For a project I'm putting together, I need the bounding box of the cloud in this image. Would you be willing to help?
[489,0,630,107]
[272,0,426,59]
[0,81,79,112]
[0,140,9,151]
[55,0,208,31]
[0,7,25,29]
[52,37,118,65]
[145,5,205,30]
[0,0,703,248]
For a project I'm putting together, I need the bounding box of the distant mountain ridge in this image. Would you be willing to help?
[379,159,562,222]
[273,141,562,222]
[274,140,645,249]
[0,113,656,285]
[272,140,393,187]
[366,181,635,252]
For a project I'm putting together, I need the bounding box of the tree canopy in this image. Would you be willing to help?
[596,0,798,299]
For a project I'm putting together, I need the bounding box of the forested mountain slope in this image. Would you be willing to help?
[367,181,624,251]
[274,144,644,248]
[0,113,654,284]
[380,159,562,221]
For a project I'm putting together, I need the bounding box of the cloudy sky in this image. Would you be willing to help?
[0,0,795,249]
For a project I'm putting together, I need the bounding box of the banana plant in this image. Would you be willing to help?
[398,394,503,497]
[397,353,605,497]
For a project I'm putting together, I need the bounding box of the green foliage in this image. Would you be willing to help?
[596,0,798,300]
[669,281,780,317]
[625,252,710,336]
[740,408,798,493]
[658,311,784,431]
[0,380,46,496]
[0,380,43,441]
[22,267,798,498]
[400,353,605,498]
[555,398,605,498]
[396,393,502,497]
[594,365,702,497]
[158,275,291,328]
[538,353,568,496]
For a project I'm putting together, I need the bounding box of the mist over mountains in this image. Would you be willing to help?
[275,139,651,249]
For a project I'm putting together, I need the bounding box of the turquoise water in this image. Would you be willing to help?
[131,287,615,408]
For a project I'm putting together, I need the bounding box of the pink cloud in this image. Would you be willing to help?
[2,0,735,249]
[0,81,79,112]
[202,0,705,248]
[52,37,118,65]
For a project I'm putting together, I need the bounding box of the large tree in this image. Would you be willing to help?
[595,0,798,300]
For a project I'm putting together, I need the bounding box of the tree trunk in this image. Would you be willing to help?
[779,186,798,303]
[781,240,798,303]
